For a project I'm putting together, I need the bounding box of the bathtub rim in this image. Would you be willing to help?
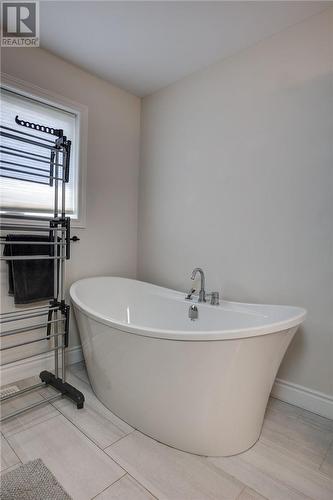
[70,276,306,341]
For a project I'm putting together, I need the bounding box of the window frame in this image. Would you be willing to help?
[0,73,88,228]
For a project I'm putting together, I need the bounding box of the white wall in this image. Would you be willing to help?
[1,48,140,360]
[139,9,333,399]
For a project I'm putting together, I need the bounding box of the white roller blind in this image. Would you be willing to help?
[0,88,78,216]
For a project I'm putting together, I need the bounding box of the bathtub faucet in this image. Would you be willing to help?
[187,268,220,305]
[190,267,206,302]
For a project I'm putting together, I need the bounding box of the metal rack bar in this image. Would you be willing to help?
[0,332,65,351]
[1,318,64,338]
[60,153,67,381]
[0,240,66,245]
[1,255,66,261]
[0,166,64,182]
[0,115,84,421]
[0,146,65,167]
[0,144,52,159]
[0,235,79,244]
[0,213,62,222]
[0,173,51,186]
[0,224,66,231]
[1,395,62,422]
[0,310,60,323]
[0,158,55,173]
[0,130,54,149]
[1,382,45,401]
[0,345,65,367]
[0,305,59,318]
[53,149,59,377]
[0,125,55,143]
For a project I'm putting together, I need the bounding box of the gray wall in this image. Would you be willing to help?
[138,9,333,396]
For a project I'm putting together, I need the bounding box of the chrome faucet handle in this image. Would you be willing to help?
[185,288,196,300]
[206,291,220,305]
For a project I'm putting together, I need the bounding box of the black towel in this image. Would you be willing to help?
[4,234,56,304]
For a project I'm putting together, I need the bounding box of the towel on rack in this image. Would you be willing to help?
[4,234,56,304]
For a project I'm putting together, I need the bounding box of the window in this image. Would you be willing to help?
[0,81,86,225]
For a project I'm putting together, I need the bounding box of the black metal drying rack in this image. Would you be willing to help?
[0,116,84,421]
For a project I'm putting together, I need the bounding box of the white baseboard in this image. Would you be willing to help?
[0,346,83,386]
[272,378,333,420]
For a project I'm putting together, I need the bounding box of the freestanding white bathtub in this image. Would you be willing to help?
[70,277,306,456]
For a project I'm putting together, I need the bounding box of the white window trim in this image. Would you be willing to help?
[1,73,88,228]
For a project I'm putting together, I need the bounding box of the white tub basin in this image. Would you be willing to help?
[70,276,306,456]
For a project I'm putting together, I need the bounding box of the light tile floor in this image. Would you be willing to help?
[1,362,332,500]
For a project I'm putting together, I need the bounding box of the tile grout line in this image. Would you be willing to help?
[269,401,333,435]
[235,484,269,500]
[56,371,137,438]
[89,471,127,500]
[105,432,259,500]
[44,406,134,493]
[1,463,21,476]
[2,404,138,500]
[122,470,160,500]
[204,456,250,493]
[318,440,332,471]
[262,430,333,475]
[27,409,133,500]
[269,398,333,430]
[3,368,134,450]
[236,484,247,499]
[207,452,316,500]
[55,414,158,500]
[99,448,160,500]
[101,431,160,499]
[102,429,136,450]
[89,470,160,500]
[237,444,333,500]
[1,408,61,439]
[267,410,333,437]
[48,393,135,451]
[259,430,327,468]
[3,402,130,496]
[53,407,128,457]
[296,413,333,435]
[62,369,160,498]
[1,431,22,467]
[262,421,333,464]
